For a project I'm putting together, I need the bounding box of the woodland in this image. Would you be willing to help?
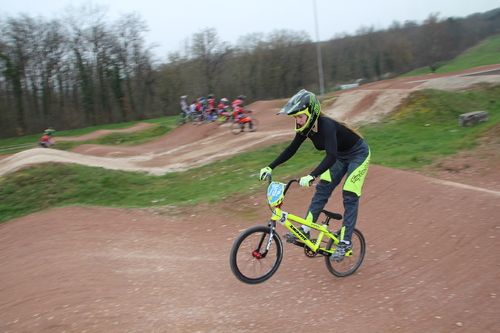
[0,6,499,139]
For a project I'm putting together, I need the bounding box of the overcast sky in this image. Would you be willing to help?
[1,0,498,62]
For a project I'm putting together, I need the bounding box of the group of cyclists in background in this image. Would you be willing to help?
[179,94,256,132]
[37,94,255,148]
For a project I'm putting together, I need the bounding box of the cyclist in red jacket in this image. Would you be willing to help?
[216,98,232,124]
[38,129,55,148]
[207,94,216,115]
[232,95,254,132]
[232,95,245,109]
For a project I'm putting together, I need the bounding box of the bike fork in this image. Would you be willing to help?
[265,229,276,252]
[254,223,276,259]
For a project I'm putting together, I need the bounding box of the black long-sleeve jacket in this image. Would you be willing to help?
[268,116,361,177]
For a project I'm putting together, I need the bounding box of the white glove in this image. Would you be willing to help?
[299,175,315,187]
[260,166,272,181]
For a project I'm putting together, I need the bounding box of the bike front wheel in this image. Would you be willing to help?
[230,119,258,134]
[216,115,229,125]
[324,228,365,277]
[192,113,204,125]
[229,225,283,284]
[230,121,245,134]
[249,118,259,131]
[177,114,186,126]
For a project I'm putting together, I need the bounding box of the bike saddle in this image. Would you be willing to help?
[321,210,342,220]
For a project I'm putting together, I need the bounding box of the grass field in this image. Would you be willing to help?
[0,116,178,156]
[401,34,500,77]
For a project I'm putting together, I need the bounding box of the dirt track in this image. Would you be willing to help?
[1,65,500,332]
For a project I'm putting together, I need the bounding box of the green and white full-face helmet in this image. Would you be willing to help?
[278,89,320,136]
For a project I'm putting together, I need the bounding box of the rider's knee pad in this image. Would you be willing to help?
[343,190,358,198]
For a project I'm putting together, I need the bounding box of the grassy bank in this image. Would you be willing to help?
[0,116,178,155]
[54,123,176,151]
[1,84,499,223]
[0,141,321,223]
[401,34,500,77]
[360,84,500,169]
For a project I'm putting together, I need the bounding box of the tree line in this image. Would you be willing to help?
[1,5,499,139]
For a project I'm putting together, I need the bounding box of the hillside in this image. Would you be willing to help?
[1,64,500,179]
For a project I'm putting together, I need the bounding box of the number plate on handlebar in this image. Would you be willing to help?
[267,181,285,207]
[277,211,288,225]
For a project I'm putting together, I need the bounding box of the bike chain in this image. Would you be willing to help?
[304,240,318,258]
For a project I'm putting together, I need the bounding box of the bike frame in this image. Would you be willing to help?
[217,114,233,123]
[235,116,252,123]
[265,178,351,257]
[179,111,196,123]
[268,208,350,257]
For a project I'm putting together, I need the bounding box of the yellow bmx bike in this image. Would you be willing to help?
[229,175,366,284]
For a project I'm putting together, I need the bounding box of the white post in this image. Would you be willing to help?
[313,0,325,97]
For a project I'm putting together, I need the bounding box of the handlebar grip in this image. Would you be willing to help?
[262,172,272,183]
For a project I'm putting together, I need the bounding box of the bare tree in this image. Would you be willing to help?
[191,28,230,94]
[417,13,455,72]
[113,12,154,121]
[0,7,498,138]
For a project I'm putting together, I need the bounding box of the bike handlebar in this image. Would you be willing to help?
[284,178,299,195]
[264,174,299,195]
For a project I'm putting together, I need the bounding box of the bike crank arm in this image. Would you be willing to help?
[289,240,337,258]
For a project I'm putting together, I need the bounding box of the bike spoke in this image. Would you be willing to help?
[230,226,283,284]
[324,228,365,277]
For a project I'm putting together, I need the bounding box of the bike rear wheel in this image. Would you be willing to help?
[249,118,259,131]
[324,228,365,277]
[230,118,258,134]
[230,225,283,284]
[192,113,204,125]
[177,114,187,126]
[203,114,217,123]
[217,115,231,125]
[230,121,245,134]
[188,112,196,123]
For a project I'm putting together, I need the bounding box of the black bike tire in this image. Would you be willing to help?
[203,114,216,124]
[193,113,204,125]
[177,115,186,126]
[229,225,283,284]
[230,121,244,134]
[250,117,259,131]
[188,113,196,123]
[217,116,229,125]
[324,228,365,277]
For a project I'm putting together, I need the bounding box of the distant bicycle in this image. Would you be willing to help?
[177,112,197,126]
[203,113,218,124]
[217,111,234,125]
[192,112,206,126]
[230,111,259,134]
